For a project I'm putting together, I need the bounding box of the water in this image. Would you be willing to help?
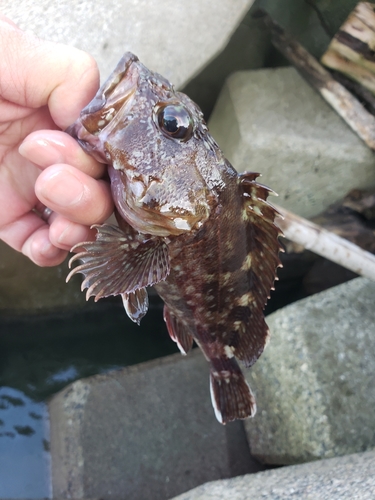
[0,387,50,497]
[0,295,177,498]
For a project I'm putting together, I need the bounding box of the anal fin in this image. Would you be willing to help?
[163,305,194,355]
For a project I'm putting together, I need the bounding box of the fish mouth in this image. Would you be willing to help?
[66,54,140,162]
[109,166,211,237]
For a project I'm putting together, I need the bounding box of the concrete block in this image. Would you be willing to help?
[244,277,375,464]
[49,350,258,500]
[2,0,255,88]
[208,67,375,218]
[171,450,375,500]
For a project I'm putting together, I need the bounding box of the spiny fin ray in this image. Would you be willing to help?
[230,172,283,367]
[163,305,194,355]
[67,223,170,304]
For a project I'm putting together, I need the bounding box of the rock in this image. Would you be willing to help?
[208,67,375,218]
[49,350,260,500]
[170,450,375,500]
[2,0,256,88]
[244,277,375,464]
[0,241,85,314]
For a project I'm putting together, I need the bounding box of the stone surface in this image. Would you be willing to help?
[171,450,375,500]
[244,277,375,464]
[49,349,260,500]
[0,241,85,313]
[2,0,255,88]
[208,67,375,218]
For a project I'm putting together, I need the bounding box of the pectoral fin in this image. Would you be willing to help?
[67,224,170,307]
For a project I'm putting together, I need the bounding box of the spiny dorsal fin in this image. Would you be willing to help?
[228,172,283,367]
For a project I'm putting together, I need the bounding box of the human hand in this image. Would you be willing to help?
[0,15,114,266]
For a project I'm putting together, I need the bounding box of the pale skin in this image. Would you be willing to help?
[0,15,114,266]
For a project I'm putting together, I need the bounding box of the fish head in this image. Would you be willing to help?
[67,52,224,237]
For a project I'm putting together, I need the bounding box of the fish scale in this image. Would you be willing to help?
[66,52,282,424]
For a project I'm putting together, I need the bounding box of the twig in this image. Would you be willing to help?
[256,9,375,151]
[275,204,375,281]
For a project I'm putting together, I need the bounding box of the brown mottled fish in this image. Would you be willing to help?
[66,52,282,424]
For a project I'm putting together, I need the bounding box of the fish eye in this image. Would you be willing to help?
[154,103,194,142]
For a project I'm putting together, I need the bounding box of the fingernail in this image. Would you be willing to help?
[56,221,89,247]
[39,170,85,207]
[19,137,66,167]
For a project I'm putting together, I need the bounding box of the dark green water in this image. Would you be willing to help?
[0,295,177,401]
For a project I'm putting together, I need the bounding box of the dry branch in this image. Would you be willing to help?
[275,204,375,281]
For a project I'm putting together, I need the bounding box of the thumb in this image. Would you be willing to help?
[0,15,99,128]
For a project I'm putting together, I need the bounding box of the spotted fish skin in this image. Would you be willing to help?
[66,52,282,424]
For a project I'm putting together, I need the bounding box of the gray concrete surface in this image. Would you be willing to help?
[208,67,375,218]
[244,277,375,464]
[49,349,260,500]
[171,450,375,500]
[2,0,255,88]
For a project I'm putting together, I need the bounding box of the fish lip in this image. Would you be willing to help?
[66,54,140,160]
[81,68,138,135]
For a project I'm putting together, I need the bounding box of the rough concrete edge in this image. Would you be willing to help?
[244,313,336,464]
[47,349,206,496]
[84,348,204,388]
[245,277,374,464]
[170,449,375,499]
[49,380,91,497]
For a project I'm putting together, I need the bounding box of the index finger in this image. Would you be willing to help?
[19,130,106,179]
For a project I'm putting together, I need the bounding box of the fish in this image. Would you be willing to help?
[66,52,282,424]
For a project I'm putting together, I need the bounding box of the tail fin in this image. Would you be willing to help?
[209,358,256,424]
